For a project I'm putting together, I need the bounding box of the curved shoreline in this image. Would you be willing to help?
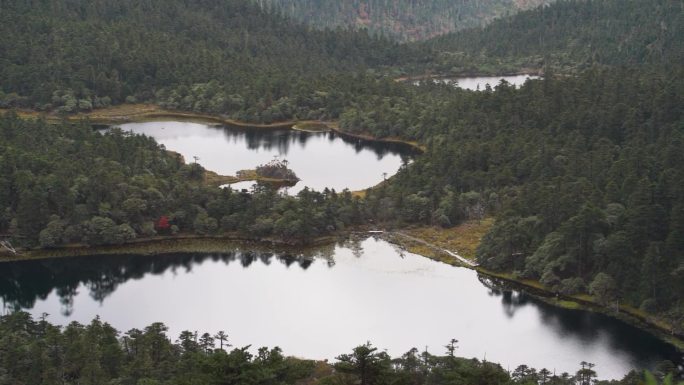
[2,105,680,354]
[386,231,684,352]
[477,268,684,352]
[0,105,425,153]
[394,69,544,83]
[2,230,683,353]
[329,124,426,153]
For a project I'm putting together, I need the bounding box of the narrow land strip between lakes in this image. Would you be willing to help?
[1,105,681,352]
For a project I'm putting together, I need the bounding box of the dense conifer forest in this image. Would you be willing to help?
[1,0,683,379]
[0,114,370,247]
[0,312,678,385]
[342,67,684,326]
[253,0,550,41]
[0,0,422,121]
[423,0,684,73]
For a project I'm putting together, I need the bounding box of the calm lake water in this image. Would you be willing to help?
[416,75,540,90]
[0,237,678,380]
[116,121,413,194]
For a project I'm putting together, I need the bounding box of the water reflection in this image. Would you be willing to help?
[0,237,678,379]
[218,127,415,160]
[117,121,416,194]
[415,75,541,91]
[481,276,680,371]
[0,244,336,315]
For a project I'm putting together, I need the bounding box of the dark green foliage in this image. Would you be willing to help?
[0,113,370,247]
[0,0,683,343]
[5,312,676,385]
[425,0,684,72]
[3,312,676,385]
[256,0,549,42]
[0,0,413,121]
[589,273,618,306]
[0,312,316,385]
[336,66,684,319]
[255,159,299,182]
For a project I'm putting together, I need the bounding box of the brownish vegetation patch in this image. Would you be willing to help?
[403,217,494,260]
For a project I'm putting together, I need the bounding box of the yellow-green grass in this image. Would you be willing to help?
[2,105,426,153]
[350,190,368,198]
[292,121,331,132]
[204,170,239,186]
[403,217,495,260]
[554,300,581,310]
[1,105,292,128]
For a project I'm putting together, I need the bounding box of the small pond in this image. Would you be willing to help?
[416,74,540,90]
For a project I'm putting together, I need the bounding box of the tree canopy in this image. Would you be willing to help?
[0,312,679,385]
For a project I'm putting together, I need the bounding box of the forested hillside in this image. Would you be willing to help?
[425,0,684,73]
[1,0,684,352]
[0,0,419,121]
[255,0,550,41]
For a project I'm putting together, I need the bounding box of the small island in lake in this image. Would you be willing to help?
[255,158,299,183]
[230,158,300,188]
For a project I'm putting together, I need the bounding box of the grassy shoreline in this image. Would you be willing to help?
[203,169,297,189]
[387,224,684,351]
[0,233,341,262]
[0,104,425,152]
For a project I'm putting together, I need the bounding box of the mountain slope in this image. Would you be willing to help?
[0,0,408,115]
[255,0,551,42]
[426,0,684,71]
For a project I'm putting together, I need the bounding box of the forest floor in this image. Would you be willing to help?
[398,217,494,261]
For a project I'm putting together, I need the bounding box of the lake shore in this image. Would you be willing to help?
[394,69,544,83]
[385,224,684,352]
[1,104,680,354]
[477,269,684,351]
[0,104,425,153]
[2,224,682,353]
[0,233,342,262]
